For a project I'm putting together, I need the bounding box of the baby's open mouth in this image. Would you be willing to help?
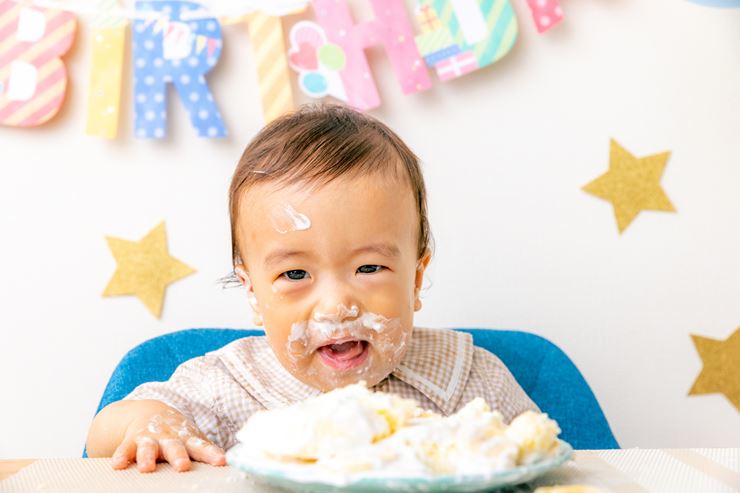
[317,339,369,370]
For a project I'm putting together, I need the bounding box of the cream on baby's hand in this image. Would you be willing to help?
[111,408,226,473]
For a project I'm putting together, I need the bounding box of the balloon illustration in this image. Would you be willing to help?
[287,20,347,101]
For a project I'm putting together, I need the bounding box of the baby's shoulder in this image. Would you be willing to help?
[464,343,540,418]
[410,326,473,348]
[168,334,270,381]
[469,344,514,375]
[410,327,511,370]
[211,333,269,356]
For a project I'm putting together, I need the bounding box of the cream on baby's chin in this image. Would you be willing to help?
[286,304,410,389]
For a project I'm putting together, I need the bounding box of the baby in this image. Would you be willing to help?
[86,104,538,472]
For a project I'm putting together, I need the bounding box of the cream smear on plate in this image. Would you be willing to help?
[229,382,562,483]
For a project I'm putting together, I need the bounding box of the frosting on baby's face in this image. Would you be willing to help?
[235,172,430,391]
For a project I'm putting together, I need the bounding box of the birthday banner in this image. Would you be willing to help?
[0,0,565,139]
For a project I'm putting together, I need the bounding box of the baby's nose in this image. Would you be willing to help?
[313,303,360,323]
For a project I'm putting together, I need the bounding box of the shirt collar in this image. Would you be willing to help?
[217,334,320,409]
[218,327,474,415]
[391,327,474,415]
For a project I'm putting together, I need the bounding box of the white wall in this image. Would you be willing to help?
[2,0,739,458]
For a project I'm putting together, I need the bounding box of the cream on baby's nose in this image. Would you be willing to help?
[313,304,360,322]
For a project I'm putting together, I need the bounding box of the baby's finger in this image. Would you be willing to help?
[135,437,159,473]
[160,438,192,472]
[185,436,226,466]
[111,439,137,470]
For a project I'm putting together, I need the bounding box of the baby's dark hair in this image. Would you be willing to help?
[226,103,431,280]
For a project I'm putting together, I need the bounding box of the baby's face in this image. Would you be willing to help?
[235,171,429,391]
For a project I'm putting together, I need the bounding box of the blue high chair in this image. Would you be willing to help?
[90,328,619,453]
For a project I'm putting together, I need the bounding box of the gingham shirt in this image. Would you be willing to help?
[125,327,538,449]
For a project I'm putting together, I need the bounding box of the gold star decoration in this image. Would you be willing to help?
[688,328,740,411]
[103,221,195,318]
[582,139,676,233]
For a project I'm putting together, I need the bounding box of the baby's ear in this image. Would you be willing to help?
[234,264,264,326]
[234,264,250,287]
[415,249,432,285]
[414,249,432,311]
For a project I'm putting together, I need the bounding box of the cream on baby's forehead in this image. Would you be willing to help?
[270,203,311,234]
[242,175,417,241]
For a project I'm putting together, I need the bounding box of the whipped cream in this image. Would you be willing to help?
[230,382,561,482]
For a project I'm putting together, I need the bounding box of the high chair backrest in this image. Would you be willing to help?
[91,328,619,453]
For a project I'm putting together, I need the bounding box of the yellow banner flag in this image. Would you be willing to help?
[153,17,167,34]
[195,35,207,54]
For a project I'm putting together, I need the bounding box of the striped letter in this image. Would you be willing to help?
[242,12,295,124]
[413,0,518,81]
[0,1,76,127]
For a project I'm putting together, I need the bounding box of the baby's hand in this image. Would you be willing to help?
[111,409,226,473]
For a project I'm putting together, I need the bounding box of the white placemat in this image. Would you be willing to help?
[0,459,275,493]
[1,449,738,493]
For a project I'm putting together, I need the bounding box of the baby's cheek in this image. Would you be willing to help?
[369,284,412,310]
[265,324,303,366]
[262,305,299,342]
[371,323,412,364]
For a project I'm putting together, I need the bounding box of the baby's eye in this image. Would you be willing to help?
[357,265,385,274]
[281,269,310,281]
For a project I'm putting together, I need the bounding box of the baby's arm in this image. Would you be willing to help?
[86,399,226,472]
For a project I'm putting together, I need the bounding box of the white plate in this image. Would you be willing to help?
[227,439,573,493]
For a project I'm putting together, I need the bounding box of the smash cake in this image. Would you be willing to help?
[227,382,568,487]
